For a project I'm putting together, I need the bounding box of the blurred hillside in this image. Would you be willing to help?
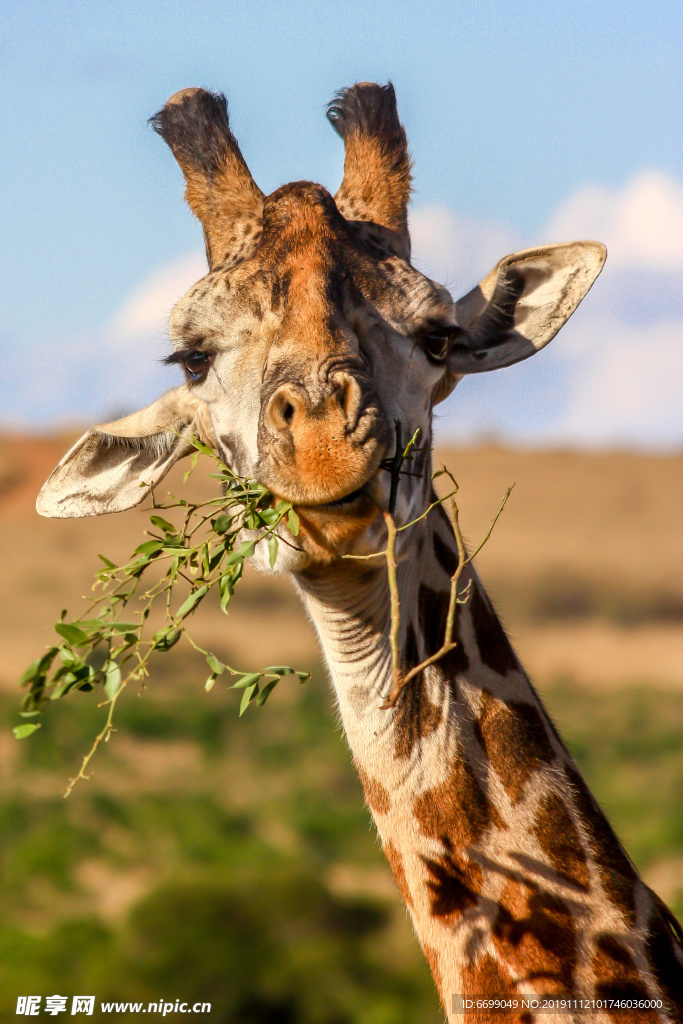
[0,434,681,1021]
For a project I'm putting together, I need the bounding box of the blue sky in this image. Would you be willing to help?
[1,0,681,446]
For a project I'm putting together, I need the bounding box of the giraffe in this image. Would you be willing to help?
[36,84,683,1021]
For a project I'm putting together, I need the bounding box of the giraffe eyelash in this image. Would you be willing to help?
[164,348,215,383]
[418,326,468,364]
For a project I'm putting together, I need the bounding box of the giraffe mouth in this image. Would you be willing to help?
[292,479,381,535]
[278,475,385,562]
[312,485,367,510]
[296,470,385,515]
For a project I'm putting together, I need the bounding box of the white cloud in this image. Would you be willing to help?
[1,252,208,429]
[105,250,207,349]
[546,171,683,272]
[540,172,683,447]
[548,318,683,446]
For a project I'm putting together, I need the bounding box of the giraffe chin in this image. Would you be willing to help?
[290,490,382,564]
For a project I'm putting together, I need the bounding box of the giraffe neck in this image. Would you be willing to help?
[294,505,683,1022]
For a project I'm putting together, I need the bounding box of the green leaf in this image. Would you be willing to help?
[189,435,214,456]
[206,653,226,675]
[103,662,122,700]
[97,554,117,570]
[152,628,181,652]
[231,672,261,690]
[225,540,255,566]
[50,669,90,698]
[209,544,226,572]
[13,723,41,740]
[134,539,164,557]
[287,509,300,536]
[161,538,187,552]
[183,451,199,483]
[205,674,217,692]
[258,507,280,526]
[19,648,58,685]
[256,678,279,706]
[55,622,91,647]
[176,584,209,619]
[71,618,107,632]
[219,576,232,614]
[149,515,176,534]
[263,665,294,676]
[268,534,279,569]
[58,646,78,666]
[296,671,310,683]
[218,563,242,612]
[212,513,233,534]
[239,682,259,716]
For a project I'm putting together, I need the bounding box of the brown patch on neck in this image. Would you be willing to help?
[591,934,652,1021]
[532,791,591,892]
[382,839,413,908]
[420,839,483,924]
[493,880,577,996]
[414,742,505,850]
[393,623,443,760]
[461,954,532,1024]
[477,692,556,805]
[564,763,640,927]
[356,766,391,816]
[469,585,518,676]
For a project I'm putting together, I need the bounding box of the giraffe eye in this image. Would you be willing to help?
[421,326,467,364]
[182,351,212,383]
[422,330,451,363]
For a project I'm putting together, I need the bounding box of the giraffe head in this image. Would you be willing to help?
[37,84,605,567]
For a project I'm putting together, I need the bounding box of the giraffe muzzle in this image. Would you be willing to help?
[257,370,391,505]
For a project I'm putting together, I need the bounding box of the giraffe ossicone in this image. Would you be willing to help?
[37,83,682,1020]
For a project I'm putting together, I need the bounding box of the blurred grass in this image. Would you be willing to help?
[0,648,681,1021]
[0,657,442,1022]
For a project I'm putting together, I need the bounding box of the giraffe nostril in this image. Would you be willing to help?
[266,385,305,432]
[267,375,367,436]
[336,375,362,429]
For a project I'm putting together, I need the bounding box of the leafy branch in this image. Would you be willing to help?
[17,421,511,793]
[16,439,309,795]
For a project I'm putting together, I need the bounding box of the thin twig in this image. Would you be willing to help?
[382,511,403,702]
[379,484,514,709]
[63,692,120,797]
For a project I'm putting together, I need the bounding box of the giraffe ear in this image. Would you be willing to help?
[150,88,264,269]
[327,82,412,260]
[36,388,215,518]
[433,241,606,403]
